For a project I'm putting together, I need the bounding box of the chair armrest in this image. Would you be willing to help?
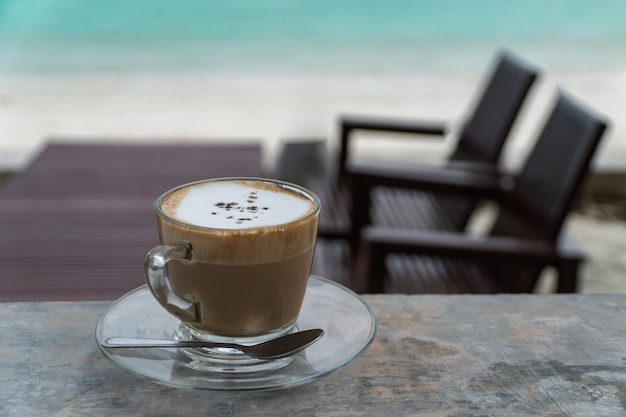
[340,114,450,136]
[360,227,584,293]
[347,161,505,197]
[363,227,572,262]
[345,161,508,246]
[444,160,507,176]
[337,114,451,177]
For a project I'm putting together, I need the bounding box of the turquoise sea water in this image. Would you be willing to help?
[0,0,624,74]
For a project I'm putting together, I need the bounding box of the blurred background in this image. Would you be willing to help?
[0,0,624,292]
[0,0,624,170]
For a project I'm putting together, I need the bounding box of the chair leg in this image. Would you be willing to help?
[556,258,581,293]
[352,241,386,294]
[349,178,371,250]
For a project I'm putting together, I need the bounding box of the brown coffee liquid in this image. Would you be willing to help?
[167,248,314,336]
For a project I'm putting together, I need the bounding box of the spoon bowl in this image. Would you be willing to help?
[102,328,324,360]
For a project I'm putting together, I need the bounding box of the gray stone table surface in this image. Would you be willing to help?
[1,294,626,416]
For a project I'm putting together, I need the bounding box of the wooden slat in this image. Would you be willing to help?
[385,254,500,294]
[371,187,459,231]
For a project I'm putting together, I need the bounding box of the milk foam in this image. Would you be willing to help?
[163,180,315,229]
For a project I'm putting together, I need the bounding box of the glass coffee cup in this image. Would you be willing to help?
[144,178,320,370]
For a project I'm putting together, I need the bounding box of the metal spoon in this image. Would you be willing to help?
[102,328,324,360]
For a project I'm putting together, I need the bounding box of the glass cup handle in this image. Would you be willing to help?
[144,241,200,323]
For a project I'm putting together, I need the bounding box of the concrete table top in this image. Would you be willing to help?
[1,293,625,416]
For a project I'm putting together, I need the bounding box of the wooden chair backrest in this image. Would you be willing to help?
[488,92,608,291]
[450,51,538,165]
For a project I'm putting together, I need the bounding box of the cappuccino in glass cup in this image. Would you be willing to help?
[145,178,320,347]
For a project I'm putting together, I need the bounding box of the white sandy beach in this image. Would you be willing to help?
[0,70,624,175]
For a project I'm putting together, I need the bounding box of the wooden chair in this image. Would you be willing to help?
[351,91,608,294]
[307,50,539,240]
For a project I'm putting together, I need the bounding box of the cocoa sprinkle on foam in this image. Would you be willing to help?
[213,192,272,224]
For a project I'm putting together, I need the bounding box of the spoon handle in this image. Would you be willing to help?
[102,337,228,349]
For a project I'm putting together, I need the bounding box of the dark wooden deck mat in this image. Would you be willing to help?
[0,141,264,301]
[0,198,157,301]
[0,141,263,199]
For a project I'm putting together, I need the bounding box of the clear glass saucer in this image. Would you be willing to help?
[96,275,376,391]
